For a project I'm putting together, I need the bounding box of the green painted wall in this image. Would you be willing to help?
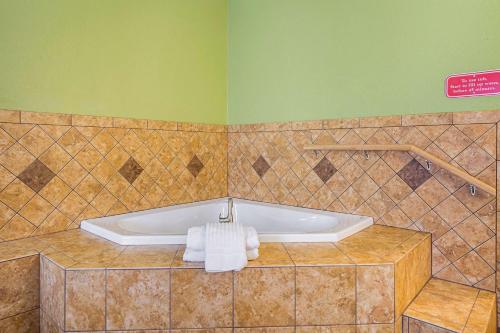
[228,0,500,124]
[0,0,227,124]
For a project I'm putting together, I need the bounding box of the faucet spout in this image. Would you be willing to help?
[219,198,234,223]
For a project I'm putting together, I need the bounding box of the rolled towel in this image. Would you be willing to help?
[183,248,259,262]
[246,248,259,260]
[186,226,204,251]
[186,225,260,251]
[246,227,260,250]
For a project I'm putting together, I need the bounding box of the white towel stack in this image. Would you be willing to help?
[183,223,260,272]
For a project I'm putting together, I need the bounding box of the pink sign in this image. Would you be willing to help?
[446,70,500,98]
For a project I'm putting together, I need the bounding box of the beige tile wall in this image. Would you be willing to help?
[228,111,499,295]
[0,109,228,242]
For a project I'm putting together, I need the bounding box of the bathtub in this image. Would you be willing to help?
[81,198,373,245]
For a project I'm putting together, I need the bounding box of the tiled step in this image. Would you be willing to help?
[403,278,496,333]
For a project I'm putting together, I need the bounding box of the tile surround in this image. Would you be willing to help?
[0,108,499,330]
[0,109,227,242]
[228,111,498,297]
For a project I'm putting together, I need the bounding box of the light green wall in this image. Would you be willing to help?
[228,0,500,124]
[0,0,227,124]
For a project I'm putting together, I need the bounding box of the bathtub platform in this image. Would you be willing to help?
[0,224,439,333]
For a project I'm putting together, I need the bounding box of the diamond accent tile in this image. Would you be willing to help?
[396,159,432,190]
[18,159,56,192]
[119,157,144,184]
[313,157,337,183]
[186,155,204,178]
[252,155,270,178]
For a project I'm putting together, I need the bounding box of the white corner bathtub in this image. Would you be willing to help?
[81,198,373,245]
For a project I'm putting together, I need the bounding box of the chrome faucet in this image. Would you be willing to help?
[219,198,234,223]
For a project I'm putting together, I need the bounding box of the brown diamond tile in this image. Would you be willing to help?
[252,155,270,178]
[313,157,337,183]
[186,155,204,178]
[396,159,432,191]
[119,157,144,184]
[18,160,55,192]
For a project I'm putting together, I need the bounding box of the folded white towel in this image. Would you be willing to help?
[186,226,204,250]
[204,222,247,272]
[183,247,259,262]
[182,248,205,262]
[185,225,259,251]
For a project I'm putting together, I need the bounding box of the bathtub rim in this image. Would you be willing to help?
[81,197,374,245]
